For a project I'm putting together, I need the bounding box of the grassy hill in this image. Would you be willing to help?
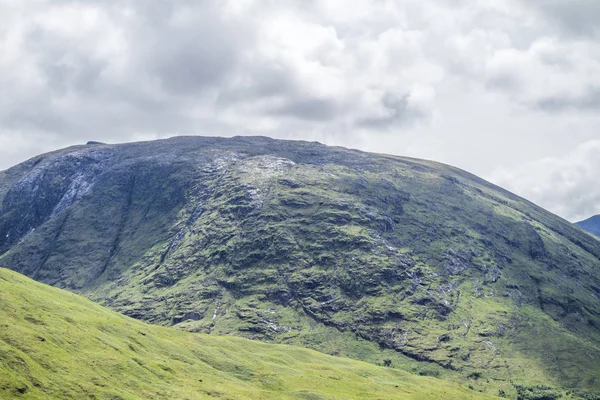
[1,136,599,397]
[0,267,497,400]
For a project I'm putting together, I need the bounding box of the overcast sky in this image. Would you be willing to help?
[1,0,599,221]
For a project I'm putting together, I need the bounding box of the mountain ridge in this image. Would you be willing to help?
[577,215,600,238]
[1,136,599,396]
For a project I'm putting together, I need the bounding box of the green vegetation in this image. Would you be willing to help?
[0,268,496,399]
[0,136,599,397]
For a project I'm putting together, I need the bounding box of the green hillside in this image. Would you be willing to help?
[1,137,600,397]
[0,268,496,399]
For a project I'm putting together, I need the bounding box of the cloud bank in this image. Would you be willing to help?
[1,0,599,221]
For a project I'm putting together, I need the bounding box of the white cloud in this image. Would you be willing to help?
[483,37,600,110]
[490,140,600,222]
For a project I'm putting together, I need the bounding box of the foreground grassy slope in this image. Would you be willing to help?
[1,137,600,397]
[0,268,495,400]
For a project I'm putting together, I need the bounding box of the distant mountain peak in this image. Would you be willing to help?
[577,214,600,237]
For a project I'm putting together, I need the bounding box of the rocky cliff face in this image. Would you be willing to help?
[1,136,600,395]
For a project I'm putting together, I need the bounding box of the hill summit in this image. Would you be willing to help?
[1,136,599,396]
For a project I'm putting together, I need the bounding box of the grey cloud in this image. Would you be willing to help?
[138,7,246,95]
[1,1,249,138]
[536,87,600,112]
[485,74,521,94]
[43,59,105,96]
[5,105,72,134]
[216,65,297,105]
[0,0,437,143]
[22,20,111,98]
[482,44,600,115]
[490,140,600,222]
[527,0,600,37]
[268,97,339,121]
[359,93,424,130]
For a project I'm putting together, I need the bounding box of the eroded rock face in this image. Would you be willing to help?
[0,147,114,255]
[1,136,600,392]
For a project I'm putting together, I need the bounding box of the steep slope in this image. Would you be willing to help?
[1,136,599,397]
[0,268,495,399]
[577,215,600,238]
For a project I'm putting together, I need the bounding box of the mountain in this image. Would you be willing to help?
[0,268,496,399]
[1,136,599,398]
[577,215,600,238]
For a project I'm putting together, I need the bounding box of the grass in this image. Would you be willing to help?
[0,268,497,400]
